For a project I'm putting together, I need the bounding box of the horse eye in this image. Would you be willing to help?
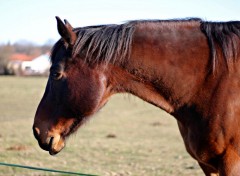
[51,72,62,80]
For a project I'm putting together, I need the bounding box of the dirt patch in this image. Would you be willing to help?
[6,145,28,151]
[151,122,162,127]
[106,134,117,138]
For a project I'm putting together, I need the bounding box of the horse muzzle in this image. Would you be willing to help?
[33,126,65,155]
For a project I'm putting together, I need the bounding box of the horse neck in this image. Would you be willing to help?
[106,22,210,114]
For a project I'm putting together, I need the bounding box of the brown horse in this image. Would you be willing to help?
[33,17,240,175]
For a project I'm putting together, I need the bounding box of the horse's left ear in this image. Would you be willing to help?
[56,16,77,47]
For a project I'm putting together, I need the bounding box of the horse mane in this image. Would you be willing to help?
[201,21,240,70]
[51,18,240,71]
[50,18,202,65]
[72,23,135,65]
[71,18,203,65]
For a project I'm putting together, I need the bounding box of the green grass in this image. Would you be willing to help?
[0,76,203,176]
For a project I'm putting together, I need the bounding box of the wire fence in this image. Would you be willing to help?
[0,162,98,176]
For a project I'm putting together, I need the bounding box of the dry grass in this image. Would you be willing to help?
[0,76,203,176]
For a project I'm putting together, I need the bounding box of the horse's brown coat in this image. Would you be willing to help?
[33,17,240,175]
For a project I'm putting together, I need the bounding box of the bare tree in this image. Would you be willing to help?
[0,43,14,74]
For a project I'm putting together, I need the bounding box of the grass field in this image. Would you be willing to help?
[0,76,203,176]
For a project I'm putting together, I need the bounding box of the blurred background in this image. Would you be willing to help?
[0,0,239,175]
[0,0,239,76]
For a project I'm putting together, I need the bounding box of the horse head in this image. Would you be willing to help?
[33,17,112,155]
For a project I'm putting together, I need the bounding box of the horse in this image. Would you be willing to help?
[33,16,240,175]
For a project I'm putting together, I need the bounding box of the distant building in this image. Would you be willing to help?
[6,53,51,76]
[21,54,51,76]
[6,53,35,75]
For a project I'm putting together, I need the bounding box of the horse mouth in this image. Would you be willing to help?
[48,120,82,155]
[47,134,66,155]
[34,117,83,155]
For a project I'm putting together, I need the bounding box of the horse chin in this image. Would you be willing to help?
[48,116,85,155]
[48,134,66,155]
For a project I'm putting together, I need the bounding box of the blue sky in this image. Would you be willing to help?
[0,0,239,45]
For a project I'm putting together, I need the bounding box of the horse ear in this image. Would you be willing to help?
[64,19,74,30]
[56,16,77,47]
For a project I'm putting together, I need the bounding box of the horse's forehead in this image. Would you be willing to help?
[52,46,69,65]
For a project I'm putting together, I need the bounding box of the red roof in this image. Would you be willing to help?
[10,53,36,61]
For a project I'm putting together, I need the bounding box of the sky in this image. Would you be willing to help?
[0,0,239,45]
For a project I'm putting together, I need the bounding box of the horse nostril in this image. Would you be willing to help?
[33,126,40,140]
